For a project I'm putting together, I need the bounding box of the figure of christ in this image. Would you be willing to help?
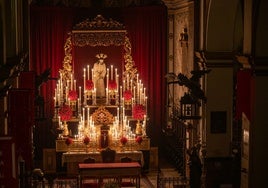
[93,53,107,98]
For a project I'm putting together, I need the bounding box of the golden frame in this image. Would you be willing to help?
[59,14,138,86]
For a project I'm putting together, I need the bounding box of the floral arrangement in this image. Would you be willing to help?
[108,80,117,90]
[120,136,128,145]
[123,90,132,101]
[135,136,143,144]
[65,137,73,146]
[132,104,146,120]
[86,80,94,90]
[83,136,90,145]
[68,90,78,101]
[59,104,72,121]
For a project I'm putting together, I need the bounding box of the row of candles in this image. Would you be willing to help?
[55,63,148,137]
[54,65,147,106]
[54,64,147,109]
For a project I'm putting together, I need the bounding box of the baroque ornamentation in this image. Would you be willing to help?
[91,106,115,125]
[60,15,138,87]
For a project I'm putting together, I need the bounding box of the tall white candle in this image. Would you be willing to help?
[144,88,146,104]
[120,86,122,102]
[116,74,119,93]
[87,65,90,80]
[79,86,81,103]
[83,68,86,90]
[65,86,68,102]
[87,107,90,128]
[111,65,113,80]
[106,88,108,104]
[140,88,142,104]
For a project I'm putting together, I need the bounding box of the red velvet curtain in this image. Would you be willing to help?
[30,5,167,146]
[30,6,75,117]
[123,6,167,145]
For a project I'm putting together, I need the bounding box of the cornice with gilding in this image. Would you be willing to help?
[163,0,194,12]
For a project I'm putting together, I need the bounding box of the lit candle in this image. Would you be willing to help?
[107,68,109,92]
[120,86,122,102]
[83,68,86,91]
[116,74,119,93]
[106,88,108,104]
[74,80,76,91]
[65,86,68,102]
[111,65,113,80]
[87,107,90,128]
[133,86,136,103]
[87,65,90,80]
[144,88,146,104]
[79,86,81,103]
[140,88,142,104]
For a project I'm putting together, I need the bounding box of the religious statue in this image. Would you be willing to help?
[93,53,107,98]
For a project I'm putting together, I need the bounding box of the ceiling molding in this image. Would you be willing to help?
[162,0,194,10]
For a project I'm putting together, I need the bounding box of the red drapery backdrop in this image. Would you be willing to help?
[30,5,167,146]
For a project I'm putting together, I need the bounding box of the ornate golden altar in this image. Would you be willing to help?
[53,15,151,172]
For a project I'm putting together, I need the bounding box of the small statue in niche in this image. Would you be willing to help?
[93,53,107,98]
[100,124,109,148]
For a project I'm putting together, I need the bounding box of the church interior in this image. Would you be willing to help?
[1,0,268,187]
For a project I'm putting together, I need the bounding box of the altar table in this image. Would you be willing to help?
[56,138,150,152]
[78,162,141,188]
[62,151,143,174]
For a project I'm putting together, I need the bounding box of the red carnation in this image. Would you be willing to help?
[83,136,90,145]
[135,136,143,144]
[86,80,94,90]
[132,104,146,120]
[68,90,78,101]
[59,104,72,121]
[65,137,73,146]
[120,136,128,145]
[123,90,132,101]
[108,80,117,90]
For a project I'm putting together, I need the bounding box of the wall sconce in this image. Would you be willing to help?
[180,93,201,120]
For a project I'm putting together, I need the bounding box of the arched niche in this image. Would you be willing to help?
[59,14,138,90]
